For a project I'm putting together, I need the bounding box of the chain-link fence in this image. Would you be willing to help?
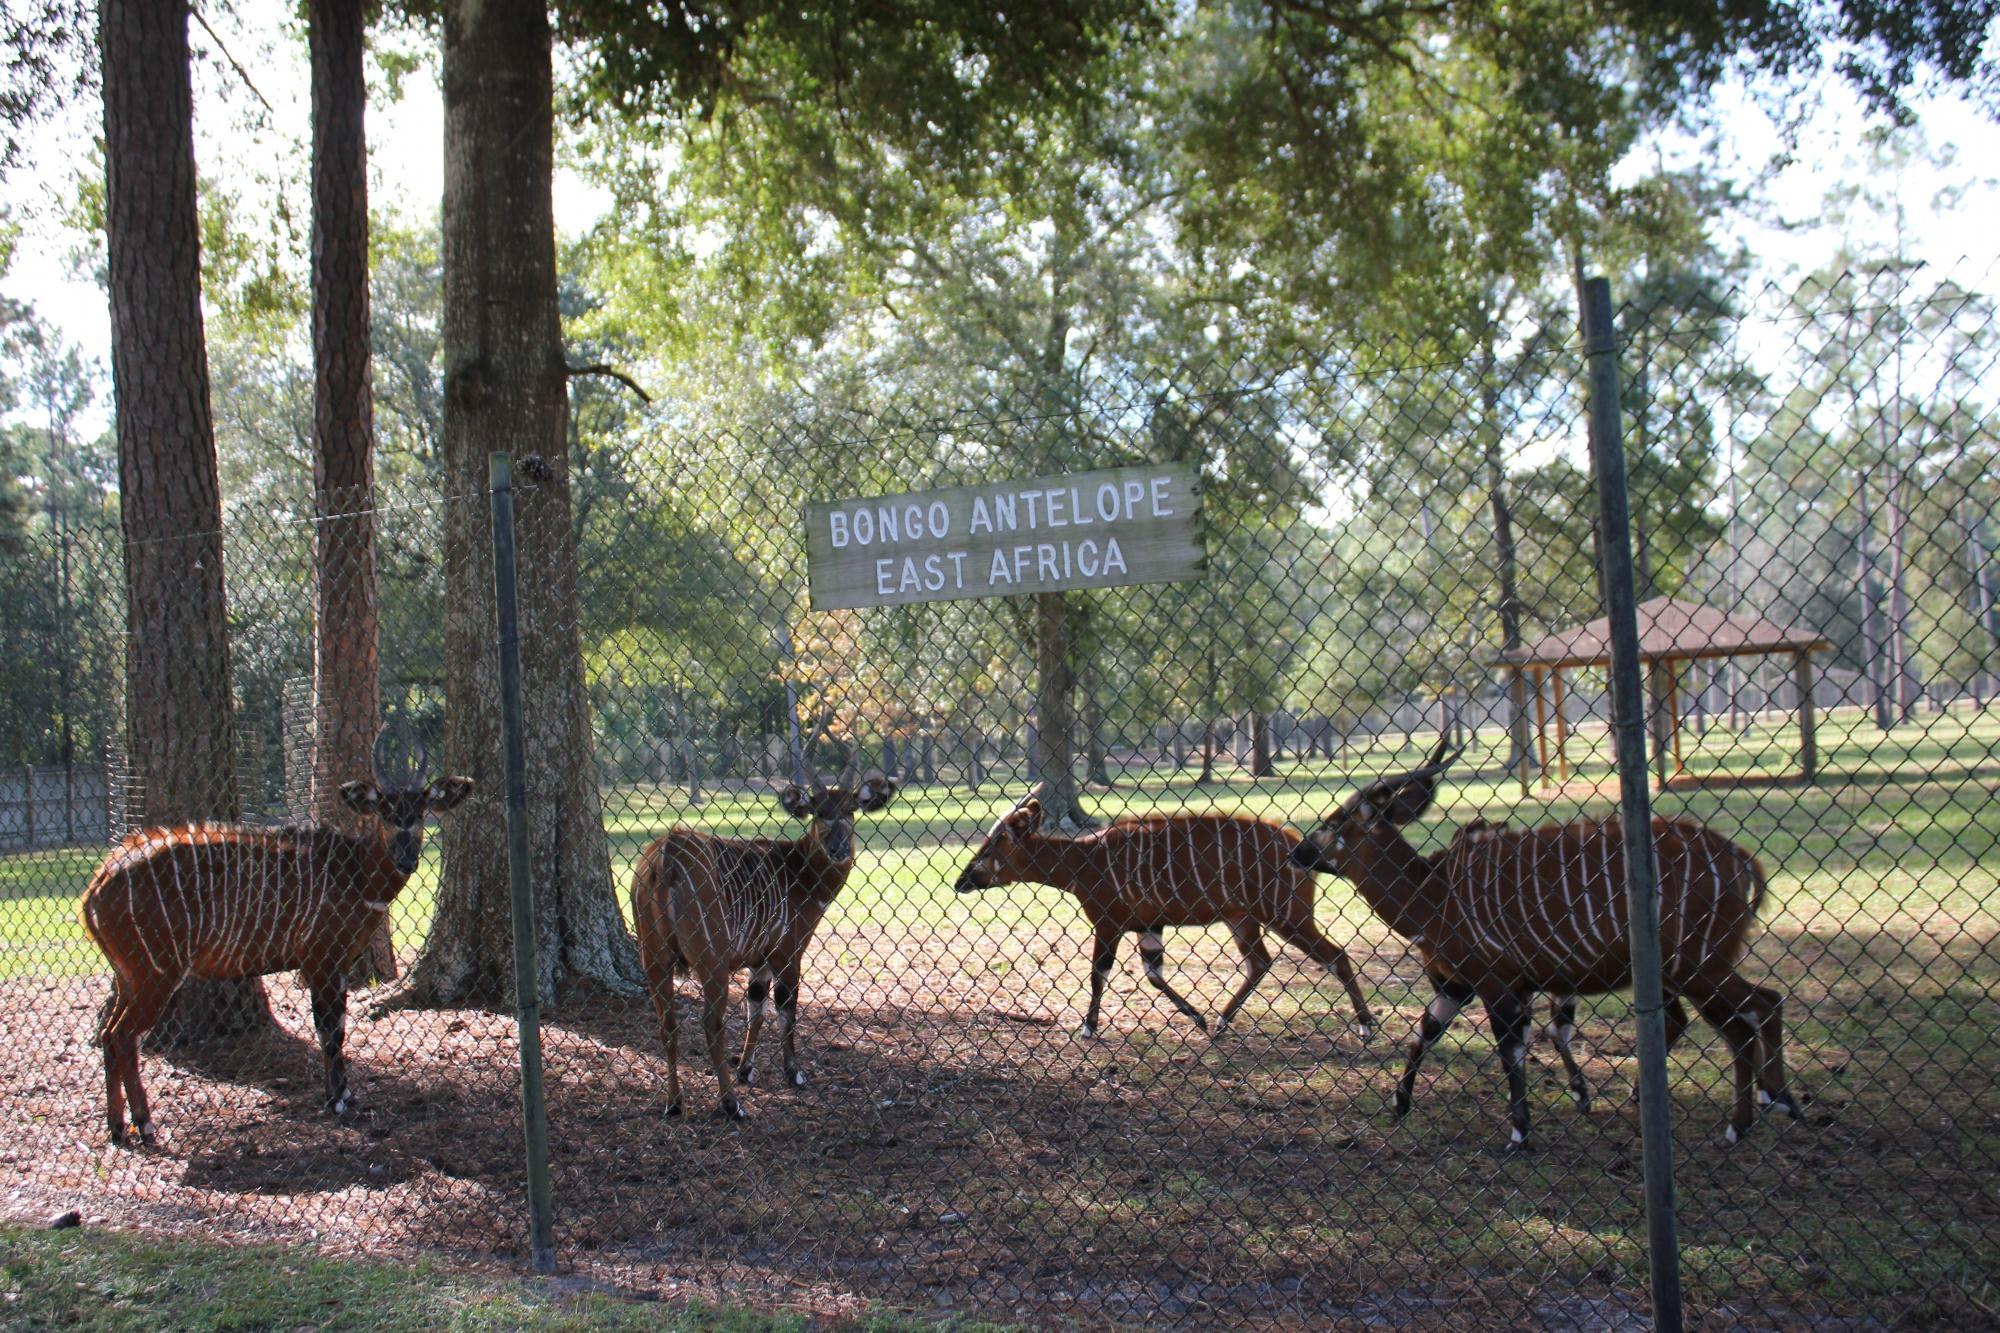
[3,265,1997,1326]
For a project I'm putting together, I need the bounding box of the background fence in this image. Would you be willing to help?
[2,267,1997,1326]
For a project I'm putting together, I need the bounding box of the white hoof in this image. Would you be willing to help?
[788,1070,807,1087]
[1079,1022,1097,1040]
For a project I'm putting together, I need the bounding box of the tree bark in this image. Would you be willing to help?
[1883,468,1917,724]
[402,0,642,1007]
[1247,710,1274,778]
[1029,591,1090,826]
[1966,501,1998,699]
[1482,383,1531,791]
[1857,465,1892,732]
[100,0,267,1044]
[308,0,390,982]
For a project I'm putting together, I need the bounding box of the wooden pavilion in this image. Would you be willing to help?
[1492,595,1832,792]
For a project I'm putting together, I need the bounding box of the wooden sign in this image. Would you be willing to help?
[806,465,1203,610]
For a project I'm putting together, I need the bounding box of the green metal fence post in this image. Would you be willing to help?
[1582,275,1684,1331]
[489,451,557,1275]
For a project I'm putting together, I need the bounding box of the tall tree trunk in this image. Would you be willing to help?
[1081,684,1112,787]
[1482,385,1530,788]
[403,0,642,1007]
[1884,469,1918,724]
[100,0,267,1044]
[1021,212,1092,828]
[1030,591,1089,825]
[308,0,390,982]
[1857,466,1892,732]
[1966,500,1997,699]
[1247,710,1274,778]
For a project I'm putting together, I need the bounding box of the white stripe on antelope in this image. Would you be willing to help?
[953,789,1374,1043]
[1291,736,1799,1149]
[77,728,472,1146]
[630,776,896,1122]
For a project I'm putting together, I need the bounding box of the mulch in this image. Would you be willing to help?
[0,916,1962,1328]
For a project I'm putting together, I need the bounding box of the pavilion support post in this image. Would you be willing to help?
[1668,664,1684,778]
[1511,668,1532,798]
[1553,669,1570,783]
[1533,668,1552,788]
[1794,649,1818,785]
[1647,659,1671,789]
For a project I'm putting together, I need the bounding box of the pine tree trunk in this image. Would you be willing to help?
[1081,667,1112,787]
[1030,591,1089,826]
[1857,466,1892,732]
[100,0,268,1044]
[1247,710,1274,778]
[308,0,391,983]
[1885,471,1918,724]
[402,0,642,1007]
[1483,404,1530,788]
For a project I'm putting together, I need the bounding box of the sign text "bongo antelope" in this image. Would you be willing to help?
[805,465,1202,610]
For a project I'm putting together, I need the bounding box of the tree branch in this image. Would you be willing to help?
[190,2,273,114]
[565,362,653,403]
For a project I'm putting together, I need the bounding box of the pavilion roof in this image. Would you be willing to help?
[1492,595,1830,670]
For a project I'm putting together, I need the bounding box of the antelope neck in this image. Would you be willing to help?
[1350,830,1441,941]
[1016,834,1107,893]
[789,827,853,893]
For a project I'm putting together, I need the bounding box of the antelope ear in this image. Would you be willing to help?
[340,780,382,813]
[858,777,897,812]
[779,784,814,818]
[1381,777,1437,827]
[1013,798,1045,835]
[426,776,475,813]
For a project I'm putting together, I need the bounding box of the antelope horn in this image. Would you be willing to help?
[1370,738,1465,794]
[372,713,427,789]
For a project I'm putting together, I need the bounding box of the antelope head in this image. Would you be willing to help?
[777,774,897,863]
[953,785,1048,893]
[1290,734,1463,882]
[340,722,474,875]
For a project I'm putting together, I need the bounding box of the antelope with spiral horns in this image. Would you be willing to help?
[631,773,897,1121]
[79,724,472,1144]
[954,786,1376,1042]
[1290,735,1798,1148]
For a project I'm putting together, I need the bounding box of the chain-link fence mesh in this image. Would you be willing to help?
[3,265,1997,1325]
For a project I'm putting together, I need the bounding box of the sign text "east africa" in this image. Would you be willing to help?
[805,465,1203,610]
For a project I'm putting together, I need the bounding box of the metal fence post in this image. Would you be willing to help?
[1582,276,1683,1331]
[489,451,557,1275]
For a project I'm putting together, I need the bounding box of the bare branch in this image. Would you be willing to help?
[190,2,273,114]
[565,362,654,404]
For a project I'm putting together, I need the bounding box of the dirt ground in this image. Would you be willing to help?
[3,919,1993,1329]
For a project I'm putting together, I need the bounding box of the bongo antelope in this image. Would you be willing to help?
[953,791,1375,1041]
[631,777,896,1121]
[1449,819,1595,1114]
[78,731,471,1145]
[1292,737,1797,1148]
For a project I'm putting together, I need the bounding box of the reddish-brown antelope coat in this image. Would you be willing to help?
[631,778,895,1121]
[954,796,1375,1040]
[78,773,473,1145]
[1292,738,1797,1147]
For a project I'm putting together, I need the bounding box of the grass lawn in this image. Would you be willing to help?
[0,1223,960,1331]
